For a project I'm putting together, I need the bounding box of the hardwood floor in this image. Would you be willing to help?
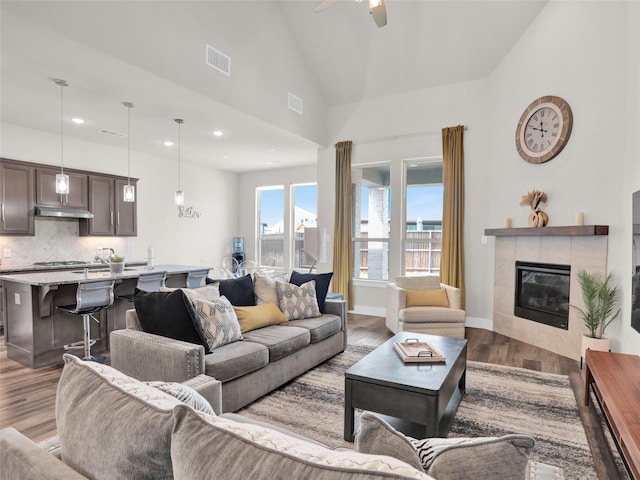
[0,316,622,479]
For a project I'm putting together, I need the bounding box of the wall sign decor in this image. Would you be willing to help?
[515,95,573,164]
[178,206,201,218]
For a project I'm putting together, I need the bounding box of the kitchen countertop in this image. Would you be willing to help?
[0,260,148,274]
[0,264,212,286]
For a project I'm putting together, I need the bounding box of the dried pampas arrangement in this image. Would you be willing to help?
[520,189,549,227]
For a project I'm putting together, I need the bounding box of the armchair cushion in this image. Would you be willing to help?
[134,288,211,354]
[405,288,450,307]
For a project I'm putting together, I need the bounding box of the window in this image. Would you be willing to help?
[257,186,284,267]
[404,161,443,276]
[352,164,390,280]
[292,183,318,270]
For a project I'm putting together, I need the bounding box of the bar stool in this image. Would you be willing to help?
[186,269,208,288]
[57,279,115,363]
[118,272,166,302]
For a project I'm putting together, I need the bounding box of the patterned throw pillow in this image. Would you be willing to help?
[144,381,215,415]
[253,272,279,305]
[189,284,221,302]
[410,435,535,479]
[190,296,243,350]
[277,281,321,320]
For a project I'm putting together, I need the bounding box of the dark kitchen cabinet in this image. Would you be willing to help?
[36,167,88,209]
[79,175,137,236]
[0,159,35,236]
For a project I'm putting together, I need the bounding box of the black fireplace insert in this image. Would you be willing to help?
[514,261,570,330]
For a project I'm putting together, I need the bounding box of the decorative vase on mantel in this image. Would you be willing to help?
[581,335,611,367]
[519,189,548,227]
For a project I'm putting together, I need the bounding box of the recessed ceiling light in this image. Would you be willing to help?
[212,130,224,137]
[164,140,174,147]
[71,117,85,124]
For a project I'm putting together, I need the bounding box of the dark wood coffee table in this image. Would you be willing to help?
[344,332,467,441]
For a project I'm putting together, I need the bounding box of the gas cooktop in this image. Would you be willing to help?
[33,260,89,267]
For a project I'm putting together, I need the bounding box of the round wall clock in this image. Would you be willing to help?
[515,95,573,164]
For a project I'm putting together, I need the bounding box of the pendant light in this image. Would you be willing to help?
[54,79,70,195]
[174,118,185,206]
[122,102,135,202]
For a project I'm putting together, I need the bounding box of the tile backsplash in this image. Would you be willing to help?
[1,217,128,266]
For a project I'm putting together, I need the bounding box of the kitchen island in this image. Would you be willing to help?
[0,264,211,368]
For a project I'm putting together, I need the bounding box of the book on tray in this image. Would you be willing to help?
[393,339,445,363]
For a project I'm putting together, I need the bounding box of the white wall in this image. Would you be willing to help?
[1,123,238,270]
[318,1,640,353]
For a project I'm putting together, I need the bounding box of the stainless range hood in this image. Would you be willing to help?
[35,205,94,219]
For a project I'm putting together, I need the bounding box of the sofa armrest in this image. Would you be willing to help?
[324,299,348,349]
[182,374,223,415]
[110,329,205,383]
[385,284,405,333]
[0,428,88,479]
[440,284,462,310]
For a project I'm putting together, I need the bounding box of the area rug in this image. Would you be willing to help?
[237,344,598,479]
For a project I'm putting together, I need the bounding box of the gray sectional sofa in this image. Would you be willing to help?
[110,297,347,412]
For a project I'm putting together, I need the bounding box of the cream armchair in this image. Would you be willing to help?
[386,275,466,338]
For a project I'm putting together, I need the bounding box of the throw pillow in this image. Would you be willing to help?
[405,288,450,308]
[233,301,288,333]
[190,296,243,350]
[207,274,256,306]
[133,289,211,354]
[355,411,424,472]
[410,435,535,479]
[277,280,321,320]
[144,381,215,415]
[189,283,221,302]
[253,272,279,305]
[289,271,333,313]
[56,354,181,480]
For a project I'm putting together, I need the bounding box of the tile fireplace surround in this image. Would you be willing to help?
[486,226,609,360]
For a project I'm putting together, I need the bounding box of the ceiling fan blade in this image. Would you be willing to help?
[313,0,340,13]
[370,0,387,27]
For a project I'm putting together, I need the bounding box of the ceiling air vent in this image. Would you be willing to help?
[206,44,231,76]
[288,92,303,115]
[98,129,126,137]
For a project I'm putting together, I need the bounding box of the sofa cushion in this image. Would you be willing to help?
[204,340,269,382]
[56,354,182,480]
[281,314,342,343]
[405,288,449,307]
[144,381,215,415]
[242,325,311,362]
[208,274,256,306]
[234,301,288,333]
[134,288,210,354]
[355,412,424,472]
[277,280,321,320]
[191,296,243,350]
[289,271,333,313]
[399,307,466,323]
[171,405,433,480]
[410,435,535,479]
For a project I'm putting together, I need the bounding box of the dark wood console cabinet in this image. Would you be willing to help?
[584,349,640,479]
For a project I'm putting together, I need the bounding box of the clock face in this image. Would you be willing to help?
[516,96,573,164]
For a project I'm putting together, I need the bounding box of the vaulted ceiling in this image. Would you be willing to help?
[1,1,546,172]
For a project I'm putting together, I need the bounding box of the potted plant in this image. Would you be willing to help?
[110,254,125,274]
[566,270,620,364]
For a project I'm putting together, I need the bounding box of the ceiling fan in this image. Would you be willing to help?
[313,0,387,28]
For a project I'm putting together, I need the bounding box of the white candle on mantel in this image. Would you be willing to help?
[575,212,585,226]
[503,217,512,228]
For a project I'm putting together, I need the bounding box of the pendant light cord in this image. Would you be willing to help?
[127,103,132,185]
[59,82,65,175]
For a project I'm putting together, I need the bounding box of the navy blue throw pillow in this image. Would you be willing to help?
[206,274,256,307]
[289,271,333,313]
[133,289,211,354]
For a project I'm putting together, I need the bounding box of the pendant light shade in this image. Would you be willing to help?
[54,79,70,195]
[174,118,184,206]
[123,102,135,202]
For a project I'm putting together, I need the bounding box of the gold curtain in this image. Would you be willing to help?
[332,141,354,310]
[441,126,465,308]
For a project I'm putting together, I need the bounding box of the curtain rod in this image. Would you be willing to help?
[346,125,468,147]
